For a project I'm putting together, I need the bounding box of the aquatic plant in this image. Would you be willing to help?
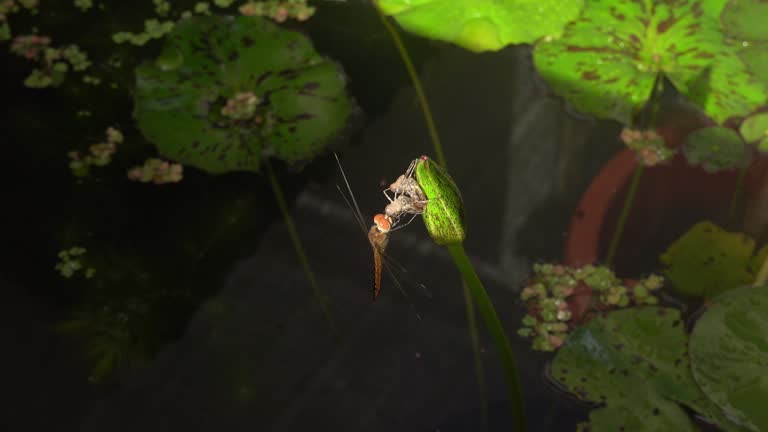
[661,221,768,299]
[10,35,91,87]
[133,15,354,174]
[376,0,583,52]
[740,111,768,152]
[517,264,662,352]
[239,0,315,22]
[620,127,675,167]
[68,127,123,177]
[551,307,737,431]
[689,285,768,431]
[683,127,746,173]
[55,246,95,279]
[412,155,526,430]
[127,158,183,184]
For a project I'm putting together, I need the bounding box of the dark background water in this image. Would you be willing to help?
[0,1,638,431]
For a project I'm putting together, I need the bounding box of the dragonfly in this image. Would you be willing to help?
[333,153,430,304]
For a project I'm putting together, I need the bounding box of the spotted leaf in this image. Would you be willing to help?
[534,0,767,124]
[552,307,736,431]
[690,285,768,432]
[134,15,354,174]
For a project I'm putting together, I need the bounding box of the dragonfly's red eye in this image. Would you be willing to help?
[373,213,391,232]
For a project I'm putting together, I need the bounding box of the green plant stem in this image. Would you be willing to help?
[729,164,749,221]
[374,4,447,168]
[375,3,490,426]
[265,159,337,335]
[446,243,527,431]
[605,164,644,267]
[461,280,488,431]
[755,254,768,287]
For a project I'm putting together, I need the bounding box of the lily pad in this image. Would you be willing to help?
[721,0,768,42]
[134,15,354,174]
[533,0,767,124]
[551,307,730,430]
[586,400,697,432]
[740,112,768,151]
[739,42,768,87]
[660,221,756,298]
[376,0,584,52]
[682,126,746,172]
[690,285,768,432]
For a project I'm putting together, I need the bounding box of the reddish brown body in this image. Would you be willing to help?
[368,214,391,301]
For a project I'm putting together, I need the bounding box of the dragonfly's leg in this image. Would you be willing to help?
[390,211,419,232]
[382,188,395,203]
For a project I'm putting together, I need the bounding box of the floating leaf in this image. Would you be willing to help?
[660,221,756,298]
[585,400,697,432]
[682,126,746,172]
[740,112,768,152]
[134,15,354,174]
[690,285,768,432]
[376,0,584,52]
[551,307,731,430]
[739,43,768,84]
[533,0,767,124]
[721,0,768,42]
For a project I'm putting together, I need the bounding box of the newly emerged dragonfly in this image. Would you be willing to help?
[333,153,430,303]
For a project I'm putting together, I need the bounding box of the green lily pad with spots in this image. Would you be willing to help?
[690,285,768,432]
[376,0,584,52]
[682,126,746,172]
[585,399,697,432]
[551,307,734,431]
[134,15,354,174]
[533,0,767,124]
[660,221,757,298]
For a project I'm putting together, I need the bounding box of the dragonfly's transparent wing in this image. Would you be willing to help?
[334,153,432,309]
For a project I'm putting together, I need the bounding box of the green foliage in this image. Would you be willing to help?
[690,285,768,432]
[620,128,676,166]
[133,15,354,174]
[518,264,662,352]
[533,0,767,124]
[740,112,768,152]
[57,299,149,382]
[239,0,315,22]
[551,307,734,431]
[721,0,768,41]
[414,156,465,245]
[376,0,583,52]
[55,246,95,278]
[682,126,746,172]
[660,221,765,298]
[68,127,123,177]
[112,19,175,46]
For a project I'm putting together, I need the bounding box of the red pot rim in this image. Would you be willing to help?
[565,148,768,268]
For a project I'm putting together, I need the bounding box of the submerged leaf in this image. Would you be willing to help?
[682,126,745,172]
[660,221,756,298]
[376,0,583,52]
[533,0,767,124]
[690,285,768,432]
[134,16,354,174]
